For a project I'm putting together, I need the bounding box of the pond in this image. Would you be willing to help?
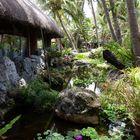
[2,111,103,140]
[0,108,137,140]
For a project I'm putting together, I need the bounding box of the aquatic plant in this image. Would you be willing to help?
[36,127,133,140]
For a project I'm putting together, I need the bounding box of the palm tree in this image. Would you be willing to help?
[126,0,140,65]
[39,0,77,50]
[101,0,117,42]
[90,0,99,46]
[109,0,122,44]
[56,11,77,50]
[62,0,85,49]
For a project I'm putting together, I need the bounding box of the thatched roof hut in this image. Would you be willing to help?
[0,0,63,38]
[0,0,63,56]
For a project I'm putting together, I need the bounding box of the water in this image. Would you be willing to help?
[86,82,101,96]
[2,112,93,140]
[1,111,135,140]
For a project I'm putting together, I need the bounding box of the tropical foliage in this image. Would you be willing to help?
[14,79,58,112]
[0,115,21,137]
[36,127,133,140]
[1,0,140,139]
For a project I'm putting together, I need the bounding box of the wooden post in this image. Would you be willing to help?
[25,33,30,57]
[30,30,37,55]
[25,29,37,57]
[44,36,51,49]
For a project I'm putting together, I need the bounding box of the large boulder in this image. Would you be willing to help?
[0,56,20,92]
[103,50,125,70]
[0,56,20,121]
[14,55,45,82]
[55,87,100,124]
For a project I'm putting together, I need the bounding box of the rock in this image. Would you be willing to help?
[18,78,27,87]
[75,60,90,66]
[23,55,45,82]
[0,50,3,57]
[70,50,78,57]
[108,121,126,136]
[67,79,74,88]
[0,56,20,91]
[55,87,100,125]
[103,50,125,70]
[107,69,124,80]
[14,55,45,82]
[0,92,7,105]
[0,57,20,121]
[0,91,15,121]
[50,57,61,67]
[0,83,7,92]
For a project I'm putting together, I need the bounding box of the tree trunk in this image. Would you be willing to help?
[81,0,85,11]
[90,0,99,47]
[109,0,122,44]
[101,0,117,42]
[56,12,77,50]
[126,0,140,66]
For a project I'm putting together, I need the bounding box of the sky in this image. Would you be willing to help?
[84,1,97,18]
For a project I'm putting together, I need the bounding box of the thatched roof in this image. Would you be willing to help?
[0,0,63,38]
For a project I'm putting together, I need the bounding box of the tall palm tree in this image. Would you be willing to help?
[62,0,85,49]
[126,0,140,65]
[39,0,77,50]
[90,0,99,46]
[56,11,76,50]
[109,0,122,44]
[101,0,117,42]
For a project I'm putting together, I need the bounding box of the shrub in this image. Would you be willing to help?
[104,42,134,67]
[14,79,58,112]
[100,68,140,123]
[72,47,110,88]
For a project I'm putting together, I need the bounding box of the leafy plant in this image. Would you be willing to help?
[104,42,134,67]
[61,48,72,57]
[14,79,58,112]
[100,101,130,123]
[47,47,62,58]
[100,68,140,123]
[127,68,140,122]
[37,130,65,140]
[0,115,21,137]
[72,47,110,88]
[36,127,132,140]
[73,65,108,87]
[100,79,132,123]
[128,67,140,86]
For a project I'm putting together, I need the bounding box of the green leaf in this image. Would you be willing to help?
[0,115,21,136]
